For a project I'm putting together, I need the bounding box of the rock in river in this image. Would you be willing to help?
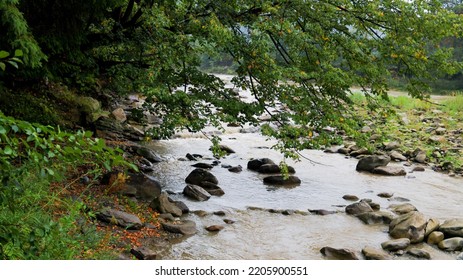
[258,164,295,174]
[362,246,392,260]
[345,200,373,216]
[381,238,411,251]
[183,184,211,201]
[150,192,183,217]
[247,158,275,171]
[356,211,394,225]
[205,225,225,232]
[320,247,359,260]
[372,166,407,176]
[356,155,391,172]
[185,168,219,186]
[263,175,301,186]
[388,203,418,215]
[438,237,463,251]
[439,218,463,237]
[389,211,427,243]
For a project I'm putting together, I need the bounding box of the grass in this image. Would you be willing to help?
[441,92,463,114]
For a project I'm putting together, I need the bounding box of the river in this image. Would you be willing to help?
[146,128,462,260]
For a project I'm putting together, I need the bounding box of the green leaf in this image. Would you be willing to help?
[14,49,23,57]
[0,125,6,134]
[0,62,5,71]
[7,61,18,69]
[4,146,13,155]
[11,124,19,133]
[0,51,9,59]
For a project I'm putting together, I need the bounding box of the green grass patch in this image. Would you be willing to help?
[441,92,463,114]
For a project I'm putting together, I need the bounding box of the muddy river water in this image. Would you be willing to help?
[146,128,463,260]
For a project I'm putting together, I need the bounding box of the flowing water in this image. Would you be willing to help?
[146,129,463,260]
[144,74,462,260]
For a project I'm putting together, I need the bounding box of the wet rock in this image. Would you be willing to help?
[247,158,275,171]
[223,219,235,224]
[114,172,162,201]
[320,247,359,260]
[388,203,418,215]
[437,237,463,251]
[389,151,407,161]
[427,231,445,245]
[439,218,463,237]
[377,192,394,198]
[457,252,463,260]
[356,155,391,172]
[185,168,219,186]
[193,210,209,217]
[425,218,440,236]
[183,185,211,201]
[258,164,296,174]
[389,211,427,243]
[412,166,425,172]
[136,146,163,163]
[213,211,226,216]
[263,175,301,186]
[186,153,198,161]
[337,147,350,155]
[367,201,381,211]
[200,181,225,196]
[362,246,392,260]
[406,248,431,259]
[372,166,407,176]
[130,247,157,260]
[161,220,197,235]
[206,225,224,232]
[221,164,232,168]
[308,209,337,216]
[345,201,373,216]
[96,208,143,230]
[191,163,214,169]
[381,238,411,251]
[173,200,190,214]
[356,211,394,225]
[228,165,243,173]
[342,195,359,201]
[150,192,183,217]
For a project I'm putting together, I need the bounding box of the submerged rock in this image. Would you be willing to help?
[206,225,225,232]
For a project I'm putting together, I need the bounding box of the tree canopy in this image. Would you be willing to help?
[1,0,462,157]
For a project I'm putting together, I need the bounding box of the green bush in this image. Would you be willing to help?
[0,111,136,259]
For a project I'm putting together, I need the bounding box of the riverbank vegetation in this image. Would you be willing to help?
[1,0,463,259]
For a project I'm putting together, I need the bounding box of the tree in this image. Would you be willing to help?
[1,0,462,157]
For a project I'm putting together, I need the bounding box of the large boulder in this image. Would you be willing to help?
[185,168,219,186]
[150,192,183,217]
[123,173,162,201]
[345,200,373,216]
[263,175,301,186]
[356,155,391,172]
[161,220,197,235]
[320,247,359,260]
[136,146,163,163]
[96,208,143,230]
[439,218,463,237]
[183,184,211,201]
[247,158,275,171]
[389,211,427,243]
